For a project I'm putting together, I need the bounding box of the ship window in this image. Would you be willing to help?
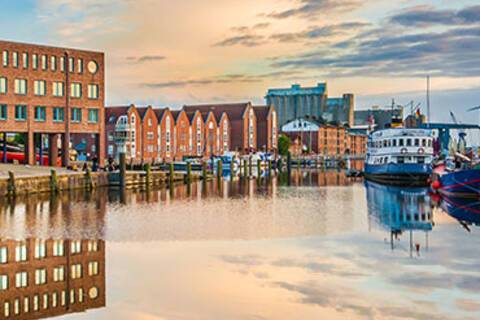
[406,139,412,146]
[422,139,426,147]
[383,140,387,147]
[397,156,404,164]
[399,139,404,146]
[392,139,397,147]
[428,139,432,147]
[384,157,388,163]
[414,139,420,146]
[417,157,425,164]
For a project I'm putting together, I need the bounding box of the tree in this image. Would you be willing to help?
[278,134,291,157]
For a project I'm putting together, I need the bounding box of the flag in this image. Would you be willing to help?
[416,109,421,118]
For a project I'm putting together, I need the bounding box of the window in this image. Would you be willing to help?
[53,266,65,282]
[71,108,82,123]
[88,261,99,276]
[33,295,39,311]
[69,57,74,73]
[0,247,7,263]
[61,291,66,306]
[399,139,404,146]
[414,138,420,147]
[71,240,81,254]
[147,132,154,140]
[79,288,84,303]
[23,297,29,313]
[14,298,19,315]
[12,52,18,68]
[15,242,27,261]
[42,293,48,309]
[22,52,28,68]
[35,268,47,285]
[2,50,8,67]
[70,83,82,98]
[14,79,27,95]
[34,239,46,258]
[34,80,46,96]
[60,56,65,72]
[70,289,76,304]
[88,84,99,99]
[52,292,58,308]
[53,81,64,97]
[0,274,8,290]
[15,105,27,121]
[0,105,6,120]
[32,54,38,69]
[4,301,9,317]
[51,56,57,71]
[0,77,6,94]
[88,109,99,123]
[78,58,84,73]
[15,271,28,288]
[87,240,98,252]
[71,264,82,279]
[428,139,432,147]
[41,54,48,70]
[53,107,64,122]
[422,139,426,147]
[406,139,412,146]
[417,157,425,164]
[148,118,152,126]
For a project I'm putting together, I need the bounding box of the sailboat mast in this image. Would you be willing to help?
[427,75,430,128]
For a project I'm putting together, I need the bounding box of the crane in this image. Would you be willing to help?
[450,110,467,153]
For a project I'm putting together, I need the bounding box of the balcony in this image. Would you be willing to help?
[115,123,132,132]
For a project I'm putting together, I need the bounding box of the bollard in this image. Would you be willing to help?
[186,162,192,184]
[268,160,273,176]
[50,169,59,193]
[257,159,261,176]
[243,159,248,178]
[202,161,208,180]
[145,163,151,187]
[84,168,94,191]
[230,156,235,177]
[7,171,16,197]
[119,153,126,189]
[217,160,223,183]
[169,162,174,187]
[248,157,252,177]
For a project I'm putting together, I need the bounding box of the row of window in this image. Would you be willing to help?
[0,104,99,123]
[2,50,90,74]
[371,156,427,165]
[370,138,432,148]
[2,286,99,317]
[0,262,99,291]
[0,240,99,264]
[0,77,99,98]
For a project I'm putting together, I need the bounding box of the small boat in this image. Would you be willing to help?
[365,128,434,185]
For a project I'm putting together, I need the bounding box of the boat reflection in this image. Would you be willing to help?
[440,196,480,231]
[365,180,433,255]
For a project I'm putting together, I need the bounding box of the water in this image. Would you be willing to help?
[0,170,479,320]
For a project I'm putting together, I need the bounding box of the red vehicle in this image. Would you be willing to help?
[0,144,60,165]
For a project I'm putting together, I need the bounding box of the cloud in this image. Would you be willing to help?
[270,22,369,43]
[127,55,166,63]
[390,4,480,27]
[266,0,362,20]
[214,34,265,47]
[271,25,480,78]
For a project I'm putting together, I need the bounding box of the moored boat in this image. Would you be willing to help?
[365,128,434,185]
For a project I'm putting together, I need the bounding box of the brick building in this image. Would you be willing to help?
[171,110,191,160]
[105,105,141,162]
[254,105,278,153]
[184,103,256,153]
[0,40,105,166]
[137,106,158,163]
[154,108,174,162]
[183,109,204,157]
[0,238,105,319]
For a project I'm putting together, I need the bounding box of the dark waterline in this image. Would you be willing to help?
[0,170,478,320]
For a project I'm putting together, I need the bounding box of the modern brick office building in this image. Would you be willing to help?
[0,40,105,166]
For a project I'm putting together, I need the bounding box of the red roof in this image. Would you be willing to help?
[105,106,131,124]
[153,108,169,122]
[183,103,250,122]
[253,105,270,122]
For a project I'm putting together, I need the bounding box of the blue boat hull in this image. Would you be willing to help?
[439,169,480,198]
[365,163,431,186]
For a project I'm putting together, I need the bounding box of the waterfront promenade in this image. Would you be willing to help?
[0,163,73,178]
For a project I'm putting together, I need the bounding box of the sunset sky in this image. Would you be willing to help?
[1,0,480,122]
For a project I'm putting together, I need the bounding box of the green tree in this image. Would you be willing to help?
[278,134,291,157]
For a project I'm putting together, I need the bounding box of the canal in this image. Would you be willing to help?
[0,170,479,319]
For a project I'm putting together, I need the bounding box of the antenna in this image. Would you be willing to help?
[426,76,430,128]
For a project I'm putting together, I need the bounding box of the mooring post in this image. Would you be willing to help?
[186,162,192,184]
[7,171,16,197]
[268,159,273,176]
[169,162,174,187]
[202,161,208,181]
[257,159,261,176]
[243,158,248,178]
[145,163,151,187]
[119,152,126,189]
[85,168,93,191]
[217,160,223,183]
[50,169,59,193]
[248,156,252,177]
[230,156,235,177]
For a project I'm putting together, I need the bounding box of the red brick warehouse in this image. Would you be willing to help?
[0,40,105,166]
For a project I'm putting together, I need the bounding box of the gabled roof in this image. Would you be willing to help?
[136,107,149,119]
[153,108,170,123]
[183,103,250,122]
[253,105,271,122]
[105,106,132,124]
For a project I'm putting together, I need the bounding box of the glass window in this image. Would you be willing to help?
[406,139,412,146]
[399,139,404,146]
[14,79,27,95]
[71,108,82,123]
[71,240,81,253]
[34,239,46,257]
[2,50,8,67]
[52,292,58,308]
[15,242,27,261]
[60,56,65,72]
[23,297,29,313]
[41,54,48,70]
[0,274,8,290]
[0,77,6,94]
[33,295,39,311]
[42,293,48,309]
[78,58,84,73]
[53,81,64,97]
[88,84,99,99]
[71,264,82,279]
[15,105,27,121]
[32,54,38,69]
[53,107,64,122]
[53,266,65,282]
[14,298,19,315]
[22,52,28,69]
[392,139,397,147]
[0,105,6,120]
[51,56,57,71]
[87,240,98,252]
[3,301,9,317]
[414,138,420,146]
[88,109,98,123]
[35,268,47,285]
[0,247,7,263]
[69,57,74,73]
[70,83,82,98]
[12,52,18,68]
[34,80,46,96]
[428,139,432,147]
[88,261,99,276]
[15,271,28,288]
[79,288,84,303]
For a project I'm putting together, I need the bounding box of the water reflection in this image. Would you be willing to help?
[440,196,480,229]
[0,238,105,319]
[365,181,433,255]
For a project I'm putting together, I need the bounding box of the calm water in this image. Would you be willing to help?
[0,170,479,320]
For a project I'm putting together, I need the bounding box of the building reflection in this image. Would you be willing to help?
[365,180,433,254]
[283,169,356,187]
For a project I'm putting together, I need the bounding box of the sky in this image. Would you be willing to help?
[1,0,480,123]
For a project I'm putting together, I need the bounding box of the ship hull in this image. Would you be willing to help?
[437,169,480,198]
[365,163,431,186]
